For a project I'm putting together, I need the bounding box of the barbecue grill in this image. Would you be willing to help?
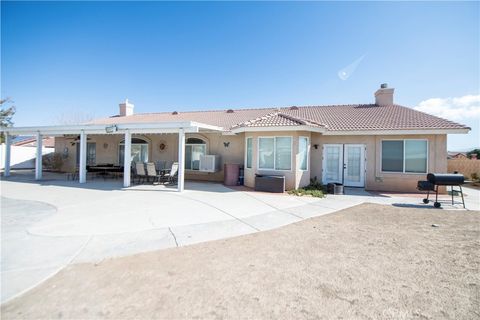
[417,173,465,208]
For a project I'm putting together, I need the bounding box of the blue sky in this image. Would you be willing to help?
[1,1,479,150]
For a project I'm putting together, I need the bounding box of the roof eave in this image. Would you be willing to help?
[230,125,326,134]
[322,128,471,135]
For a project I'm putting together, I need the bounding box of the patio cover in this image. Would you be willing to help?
[1,121,223,192]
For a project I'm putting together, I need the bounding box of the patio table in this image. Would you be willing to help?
[88,166,123,180]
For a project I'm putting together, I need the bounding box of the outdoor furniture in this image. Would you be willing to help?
[66,166,79,181]
[161,162,179,185]
[134,163,148,184]
[254,174,285,193]
[88,165,123,180]
[146,162,162,184]
[155,160,167,172]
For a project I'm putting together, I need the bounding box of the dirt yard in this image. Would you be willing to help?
[2,203,479,319]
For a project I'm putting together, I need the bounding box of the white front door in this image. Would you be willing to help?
[322,144,343,184]
[343,144,365,187]
[322,144,365,187]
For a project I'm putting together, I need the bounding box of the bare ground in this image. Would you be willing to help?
[2,203,479,320]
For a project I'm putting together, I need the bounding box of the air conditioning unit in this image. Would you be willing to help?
[199,155,221,173]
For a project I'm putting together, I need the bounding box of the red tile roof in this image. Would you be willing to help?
[90,104,469,132]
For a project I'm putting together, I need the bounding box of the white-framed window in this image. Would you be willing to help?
[299,136,309,171]
[119,138,148,164]
[381,139,428,173]
[185,137,206,170]
[258,136,292,171]
[245,137,253,169]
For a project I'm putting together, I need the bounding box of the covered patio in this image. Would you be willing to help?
[1,121,223,192]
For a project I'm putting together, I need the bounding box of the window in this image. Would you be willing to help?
[119,138,149,164]
[299,137,309,170]
[185,137,206,170]
[258,137,292,170]
[76,142,96,165]
[382,140,428,173]
[246,137,253,169]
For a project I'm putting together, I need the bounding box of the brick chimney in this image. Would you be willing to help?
[375,83,394,106]
[119,99,134,116]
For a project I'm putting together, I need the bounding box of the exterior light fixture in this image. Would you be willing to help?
[223,142,230,148]
[313,144,319,150]
[105,125,118,133]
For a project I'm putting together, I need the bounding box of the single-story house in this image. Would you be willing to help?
[1,84,470,192]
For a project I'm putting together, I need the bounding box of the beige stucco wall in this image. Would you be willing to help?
[310,133,447,192]
[54,131,448,193]
[54,132,245,182]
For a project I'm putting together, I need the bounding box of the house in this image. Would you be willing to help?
[447,151,468,159]
[1,84,470,192]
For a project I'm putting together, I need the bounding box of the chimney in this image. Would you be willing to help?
[374,83,394,105]
[119,99,134,116]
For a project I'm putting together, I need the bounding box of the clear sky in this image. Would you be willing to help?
[1,1,479,150]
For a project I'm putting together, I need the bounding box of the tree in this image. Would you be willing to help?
[467,149,480,159]
[0,98,16,143]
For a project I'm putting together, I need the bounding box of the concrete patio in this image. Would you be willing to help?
[1,171,478,303]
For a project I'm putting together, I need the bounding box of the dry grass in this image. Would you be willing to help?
[2,203,479,320]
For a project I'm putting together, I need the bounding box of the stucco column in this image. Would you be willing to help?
[4,133,11,177]
[79,131,87,183]
[177,128,185,192]
[123,131,132,187]
[35,132,43,180]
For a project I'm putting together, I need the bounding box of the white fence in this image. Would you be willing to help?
[0,144,54,170]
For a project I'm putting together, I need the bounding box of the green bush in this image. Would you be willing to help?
[288,176,325,198]
[471,172,479,182]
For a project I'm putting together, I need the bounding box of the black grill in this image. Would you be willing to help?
[417,173,465,208]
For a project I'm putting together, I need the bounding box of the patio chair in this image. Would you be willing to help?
[134,163,148,184]
[66,166,79,181]
[146,162,162,184]
[155,160,167,172]
[161,162,179,185]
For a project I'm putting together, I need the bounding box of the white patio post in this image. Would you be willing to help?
[79,130,87,183]
[177,128,185,192]
[35,132,43,180]
[123,130,131,187]
[4,133,11,177]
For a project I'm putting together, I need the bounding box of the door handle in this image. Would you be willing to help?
[343,164,347,169]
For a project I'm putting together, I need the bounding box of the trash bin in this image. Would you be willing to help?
[224,164,240,186]
[327,183,344,195]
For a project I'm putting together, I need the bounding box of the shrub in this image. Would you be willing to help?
[43,153,64,171]
[288,176,325,198]
[471,172,479,182]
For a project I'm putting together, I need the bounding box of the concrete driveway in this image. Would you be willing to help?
[1,172,478,303]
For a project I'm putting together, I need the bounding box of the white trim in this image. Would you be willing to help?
[257,136,293,171]
[0,121,221,135]
[323,128,469,135]
[245,136,253,170]
[298,136,309,171]
[380,139,429,174]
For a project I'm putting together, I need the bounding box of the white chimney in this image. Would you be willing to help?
[374,83,394,105]
[119,99,134,116]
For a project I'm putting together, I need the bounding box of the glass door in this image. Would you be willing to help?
[322,144,343,184]
[343,144,365,187]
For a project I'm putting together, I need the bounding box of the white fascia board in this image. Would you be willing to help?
[322,128,471,135]
[1,121,203,135]
[189,122,224,132]
[231,125,326,134]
